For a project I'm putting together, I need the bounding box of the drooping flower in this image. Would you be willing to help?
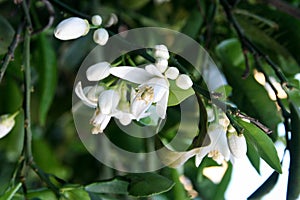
[54,17,90,40]
[0,111,19,139]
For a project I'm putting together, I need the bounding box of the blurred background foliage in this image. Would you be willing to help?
[0,0,300,199]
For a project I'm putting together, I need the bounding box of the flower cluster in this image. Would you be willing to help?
[75,45,193,134]
[54,13,118,46]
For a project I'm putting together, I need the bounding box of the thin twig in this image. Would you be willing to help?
[0,22,25,83]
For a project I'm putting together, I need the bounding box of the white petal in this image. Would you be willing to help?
[144,77,169,102]
[91,15,102,26]
[155,59,168,73]
[109,67,153,84]
[98,90,120,114]
[54,17,89,40]
[154,45,170,60]
[176,74,193,90]
[209,124,230,161]
[156,90,169,119]
[165,67,179,80]
[99,115,111,132]
[86,62,111,81]
[115,111,133,125]
[75,82,97,108]
[131,98,152,121]
[195,147,211,167]
[86,85,105,102]
[145,64,164,77]
[93,28,109,46]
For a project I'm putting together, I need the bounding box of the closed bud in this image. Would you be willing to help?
[227,127,247,158]
[0,111,19,139]
[91,15,102,26]
[54,17,90,40]
[93,28,109,46]
[165,67,179,80]
[154,45,170,60]
[175,74,193,90]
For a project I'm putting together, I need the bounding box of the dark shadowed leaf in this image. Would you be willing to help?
[0,15,14,55]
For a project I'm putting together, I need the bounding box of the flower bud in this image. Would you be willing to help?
[0,111,19,139]
[105,13,118,27]
[155,59,168,73]
[54,17,90,40]
[93,28,109,46]
[91,15,102,26]
[154,45,170,60]
[175,74,193,90]
[227,127,247,158]
[165,67,179,80]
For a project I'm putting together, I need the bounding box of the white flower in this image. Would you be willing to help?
[195,124,230,166]
[93,28,109,46]
[90,89,120,133]
[54,17,90,40]
[0,111,19,139]
[75,81,104,108]
[176,74,193,90]
[109,65,169,119]
[91,15,102,26]
[227,126,247,158]
[86,62,111,81]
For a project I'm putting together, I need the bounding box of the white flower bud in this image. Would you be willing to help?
[105,13,118,27]
[154,45,170,60]
[91,15,102,26]
[227,129,247,158]
[165,67,179,80]
[54,17,90,40]
[0,111,19,139]
[175,74,193,90]
[93,28,109,46]
[86,62,111,81]
[155,59,168,73]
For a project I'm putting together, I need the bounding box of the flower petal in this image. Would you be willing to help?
[75,82,97,108]
[154,45,170,60]
[156,90,169,119]
[165,67,179,80]
[98,90,120,114]
[109,67,153,84]
[155,59,168,73]
[86,62,111,81]
[145,64,164,77]
[144,77,169,102]
[0,113,17,139]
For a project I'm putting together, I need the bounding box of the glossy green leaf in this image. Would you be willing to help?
[85,178,128,195]
[216,38,281,140]
[248,171,280,199]
[0,183,21,200]
[246,139,260,174]
[237,118,282,173]
[0,15,14,55]
[168,80,195,106]
[34,33,57,126]
[287,102,300,199]
[126,173,175,197]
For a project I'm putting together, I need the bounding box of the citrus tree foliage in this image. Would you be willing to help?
[0,0,300,199]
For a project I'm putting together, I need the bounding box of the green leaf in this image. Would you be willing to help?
[246,139,260,174]
[216,38,282,140]
[248,171,280,199]
[85,178,128,195]
[181,9,203,38]
[168,80,195,106]
[126,173,175,197]
[26,188,57,200]
[236,118,282,173]
[61,187,90,200]
[35,33,57,125]
[287,102,300,199]
[0,15,14,55]
[0,183,22,200]
[120,0,150,10]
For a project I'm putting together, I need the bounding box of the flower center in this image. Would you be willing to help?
[136,86,154,103]
[208,150,224,164]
